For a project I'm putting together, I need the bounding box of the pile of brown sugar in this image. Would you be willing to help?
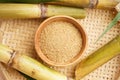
[40,21,82,63]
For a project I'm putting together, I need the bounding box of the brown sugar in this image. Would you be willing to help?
[40,21,82,63]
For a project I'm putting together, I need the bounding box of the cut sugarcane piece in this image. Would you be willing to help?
[0,0,90,7]
[0,0,119,9]
[0,44,13,64]
[0,0,55,3]
[97,0,119,9]
[48,0,119,9]
[75,35,120,80]
[48,0,90,8]
[0,4,41,18]
[0,4,86,19]
[46,4,86,18]
[0,44,67,80]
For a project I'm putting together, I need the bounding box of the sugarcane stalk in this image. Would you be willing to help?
[75,35,120,80]
[0,0,56,3]
[0,44,67,80]
[46,4,86,19]
[0,44,13,64]
[48,0,90,8]
[48,0,120,9]
[0,4,41,18]
[0,3,86,19]
[97,0,119,9]
[0,0,119,9]
[0,0,89,8]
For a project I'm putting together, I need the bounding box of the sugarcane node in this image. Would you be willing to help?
[7,50,16,66]
[40,4,47,18]
[89,0,98,8]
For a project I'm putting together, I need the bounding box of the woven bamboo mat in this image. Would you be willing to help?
[0,9,120,80]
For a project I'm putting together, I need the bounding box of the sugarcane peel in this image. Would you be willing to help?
[0,44,67,80]
[75,35,120,80]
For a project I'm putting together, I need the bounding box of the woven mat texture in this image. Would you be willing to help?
[0,9,120,80]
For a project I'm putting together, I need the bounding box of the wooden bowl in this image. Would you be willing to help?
[35,16,87,67]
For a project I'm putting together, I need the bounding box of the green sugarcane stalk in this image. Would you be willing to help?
[48,0,90,8]
[0,3,86,19]
[0,4,41,18]
[46,4,86,18]
[75,35,120,80]
[0,44,67,80]
[0,0,119,9]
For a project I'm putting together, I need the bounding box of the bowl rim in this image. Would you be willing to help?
[35,15,87,67]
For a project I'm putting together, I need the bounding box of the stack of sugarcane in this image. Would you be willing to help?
[0,0,120,80]
[0,0,87,19]
[0,0,119,18]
